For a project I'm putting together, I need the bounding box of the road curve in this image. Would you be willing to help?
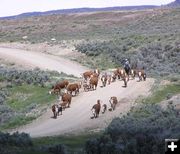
[0,47,154,137]
[0,47,87,77]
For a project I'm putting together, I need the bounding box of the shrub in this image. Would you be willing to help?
[0,66,50,86]
[0,131,32,147]
[0,89,9,105]
[40,144,67,154]
[85,105,180,154]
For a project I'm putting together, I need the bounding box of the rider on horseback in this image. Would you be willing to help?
[123,59,131,75]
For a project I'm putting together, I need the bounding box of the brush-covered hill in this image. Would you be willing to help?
[0,8,180,77]
[0,5,157,19]
[167,0,180,7]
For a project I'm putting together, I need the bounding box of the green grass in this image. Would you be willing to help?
[0,84,56,130]
[0,116,36,130]
[16,133,102,154]
[142,83,180,104]
[33,133,101,149]
[6,84,56,112]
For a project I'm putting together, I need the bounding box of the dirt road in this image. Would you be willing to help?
[0,47,154,137]
[0,47,87,77]
[14,78,154,137]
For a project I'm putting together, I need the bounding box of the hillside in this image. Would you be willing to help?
[0,5,157,19]
[0,8,180,77]
[167,0,180,7]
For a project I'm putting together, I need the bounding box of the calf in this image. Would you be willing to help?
[102,104,107,114]
[52,104,62,118]
[91,100,101,118]
[109,96,118,110]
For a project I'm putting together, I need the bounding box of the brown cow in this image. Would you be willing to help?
[111,73,117,82]
[66,82,81,96]
[49,80,69,94]
[101,73,108,87]
[121,73,129,87]
[118,68,129,80]
[137,69,146,81]
[59,93,72,108]
[90,76,98,90]
[107,75,112,85]
[109,96,118,110]
[91,100,101,118]
[130,69,136,79]
[60,101,69,110]
[52,104,58,118]
[94,69,100,77]
[113,69,120,80]
[131,67,146,81]
[82,71,94,81]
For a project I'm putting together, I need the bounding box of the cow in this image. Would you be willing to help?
[130,69,136,79]
[60,101,69,110]
[52,104,63,118]
[102,104,107,114]
[118,68,129,81]
[82,71,94,81]
[83,81,91,92]
[111,73,117,82]
[89,76,98,90]
[49,80,69,94]
[101,74,108,87]
[121,73,129,87]
[113,69,121,80]
[59,93,72,108]
[137,69,146,81]
[109,96,118,110]
[94,69,100,77]
[91,100,101,118]
[107,75,112,85]
[66,82,81,96]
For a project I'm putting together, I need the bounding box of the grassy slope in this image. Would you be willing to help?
[142,83,180,104]
[0,84,56,130]
[75,8,180,73]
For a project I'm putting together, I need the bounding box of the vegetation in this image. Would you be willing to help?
[73,9,180,75]
[0,132,32,154]
[141,83,180,104]
[0,65,76,130]
[0,132,101,154]
[85,104,180,154]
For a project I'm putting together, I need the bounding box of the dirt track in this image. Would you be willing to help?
[0,47,87,77]
[0,47,154,137]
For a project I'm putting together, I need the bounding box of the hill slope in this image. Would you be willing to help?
[0,5,157,19]
[167,0,180,7]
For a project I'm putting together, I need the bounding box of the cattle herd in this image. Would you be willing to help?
[49,67,146,119]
